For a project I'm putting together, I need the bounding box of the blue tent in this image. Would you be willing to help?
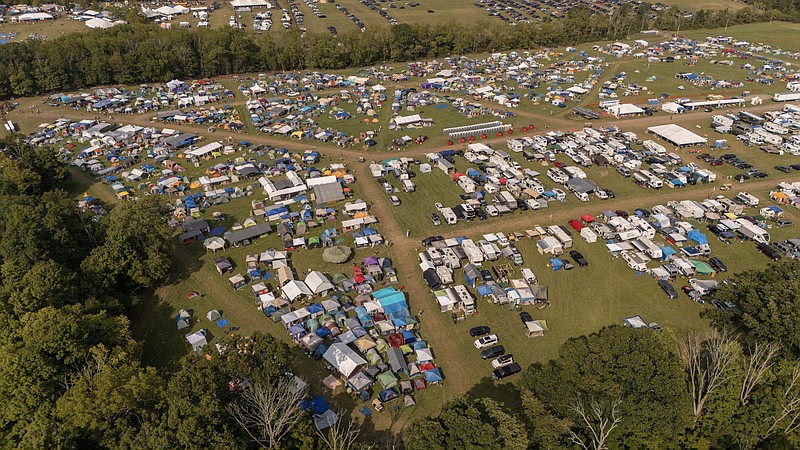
[303,395,330,414]
[288,325,305,335]
[423,368,443,383]
[660,246,677,260]
[687,230,708,245]
[315,327,331,338]
[308,303,325,315]
[550,258,564,271]
[379,388,399,402]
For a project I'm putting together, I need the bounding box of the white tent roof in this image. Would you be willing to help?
[394,114,422,126]
[186,330,208,350]
[323,343,367,378]
[661,102,684,113]
[305,271,334,294]
[85,17,120,29]
[186,142,222,157]
[283,280,312,301]
[647,124,707,146]
[609,103,645,117]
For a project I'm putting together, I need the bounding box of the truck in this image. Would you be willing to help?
[773,92,800,102]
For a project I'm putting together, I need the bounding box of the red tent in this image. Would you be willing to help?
[580,214,596,223]
[568,220,584,231]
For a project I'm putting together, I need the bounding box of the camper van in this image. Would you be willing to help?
[441,207,458,225]
[617,166,632,177]
[520,267,537,284]
[735,192,760,207]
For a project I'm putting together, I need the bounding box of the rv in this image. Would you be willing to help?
[402,179,416,193]
[735,192,760,207]
[441,207,458,225]
[461,239,485,265]
[621,251,649,271]
[773,92,800,102]
[547,225,573,249]
[735,218,770,243]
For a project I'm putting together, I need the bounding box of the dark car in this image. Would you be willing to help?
[776,219,794,228]
[790,164,800,171]
[516,199,529,211]
[757,243,782,261]
[480,269,493,282]
[752,172,768,179]
[604,189,616,199]
[480,345,505,359]
[421,235,443,246]
[569,250,588,267]
[492,362,522,379]
[519,311,533,323]
[475,208,488,220]
[776,165,792,173]
[734,173,751,181]
[615,209,629,218]
[709,158,724,166]
[708,256,728,272]
[697,153,711,160]
[658,279,678,299]
[469,326,491,337]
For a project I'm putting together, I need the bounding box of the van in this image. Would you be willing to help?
[757,243,782,261]
[617,166,632,177]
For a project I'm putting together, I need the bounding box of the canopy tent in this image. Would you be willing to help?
[323,245,352,263]
[283,280,313,302]
[647,124,707,146]
[203,236,226,252]
[323,343,367,378]
[377,371,399,389]
[423,368,442,383]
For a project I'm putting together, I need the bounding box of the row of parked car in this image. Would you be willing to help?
[469,326,521,379]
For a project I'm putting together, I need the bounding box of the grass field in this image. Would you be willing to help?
[682,22,800,52]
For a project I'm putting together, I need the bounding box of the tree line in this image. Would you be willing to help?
[1,3,797,100]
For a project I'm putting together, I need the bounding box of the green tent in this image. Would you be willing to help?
[332,273,348,285]
[689,260,715,275]
[377,371,398,389]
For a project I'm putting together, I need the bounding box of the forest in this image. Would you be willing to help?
[0,2,798,100]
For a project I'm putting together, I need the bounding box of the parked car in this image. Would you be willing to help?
[560,259,574,270]
[519,311,532,323]
[475,208,488,220]
[434,202,444,211]
[480,269,493,282]
[430,213,442,226]
[474,334,499,349]
[469,326,491,337]
[757,243,782,261]
[658,279,678,299]
[776,165,792,173]
[569,250,588,267]
[421,235,443,246]
[492,362,521,379]
[681,285,701,301]
[708,256,727,272]
[390,195,401,206]
[480,345,505,359]
[491,354,514,368]
[776,219,794,228]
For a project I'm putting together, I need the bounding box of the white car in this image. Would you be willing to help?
[496,232,509,247]
[474,334,499,349]
[434,202,444,211]
[492,354,514,368]
[486,205,499,217]
[390,196,401,206]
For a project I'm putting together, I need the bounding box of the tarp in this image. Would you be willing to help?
[549,258,564,271]
[687,230,708,245]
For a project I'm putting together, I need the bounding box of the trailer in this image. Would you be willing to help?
[461,239,484,265]
[735,218,770,243]
[773,92,800,102]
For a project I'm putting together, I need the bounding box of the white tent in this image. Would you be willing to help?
[186,330,208,352]
[661,102,685,114]
[647,124,707,146]
[282,280,312,302]
[305,271,334,295]
[323,343,367,378]
[609,103,645,118]
[85,18,121,29]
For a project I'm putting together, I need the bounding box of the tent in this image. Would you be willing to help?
[647,124,707,146]
[377,371,399,389]
[323,245,352,263]
[283,280,313,302]
[423,368,442,383]
[175,309,192,331]
[313,410,338,431]
[207,310,221,321]
[186,330,208,352]
[305,271,335,295]
[323,343,367,378]
[203,236,226,252]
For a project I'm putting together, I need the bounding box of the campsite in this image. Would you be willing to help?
[7,13,800,447]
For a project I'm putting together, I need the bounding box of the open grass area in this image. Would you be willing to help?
[0,17,87,41]
[682,22,800,52]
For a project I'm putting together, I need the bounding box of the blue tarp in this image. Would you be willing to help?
[476,285,493,296]
[660,246,677,260]
[550,258,564,271]
[687,230,708,245]
[216,318,229,328]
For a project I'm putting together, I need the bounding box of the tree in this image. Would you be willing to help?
[404,397,529,450]
[707,260,800,356]
[680,329,739,427]
[521,326,691,448]
[568,397,623,450]
[227,377,309,449]
[82,195,174,289]
[317,411,372,450]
